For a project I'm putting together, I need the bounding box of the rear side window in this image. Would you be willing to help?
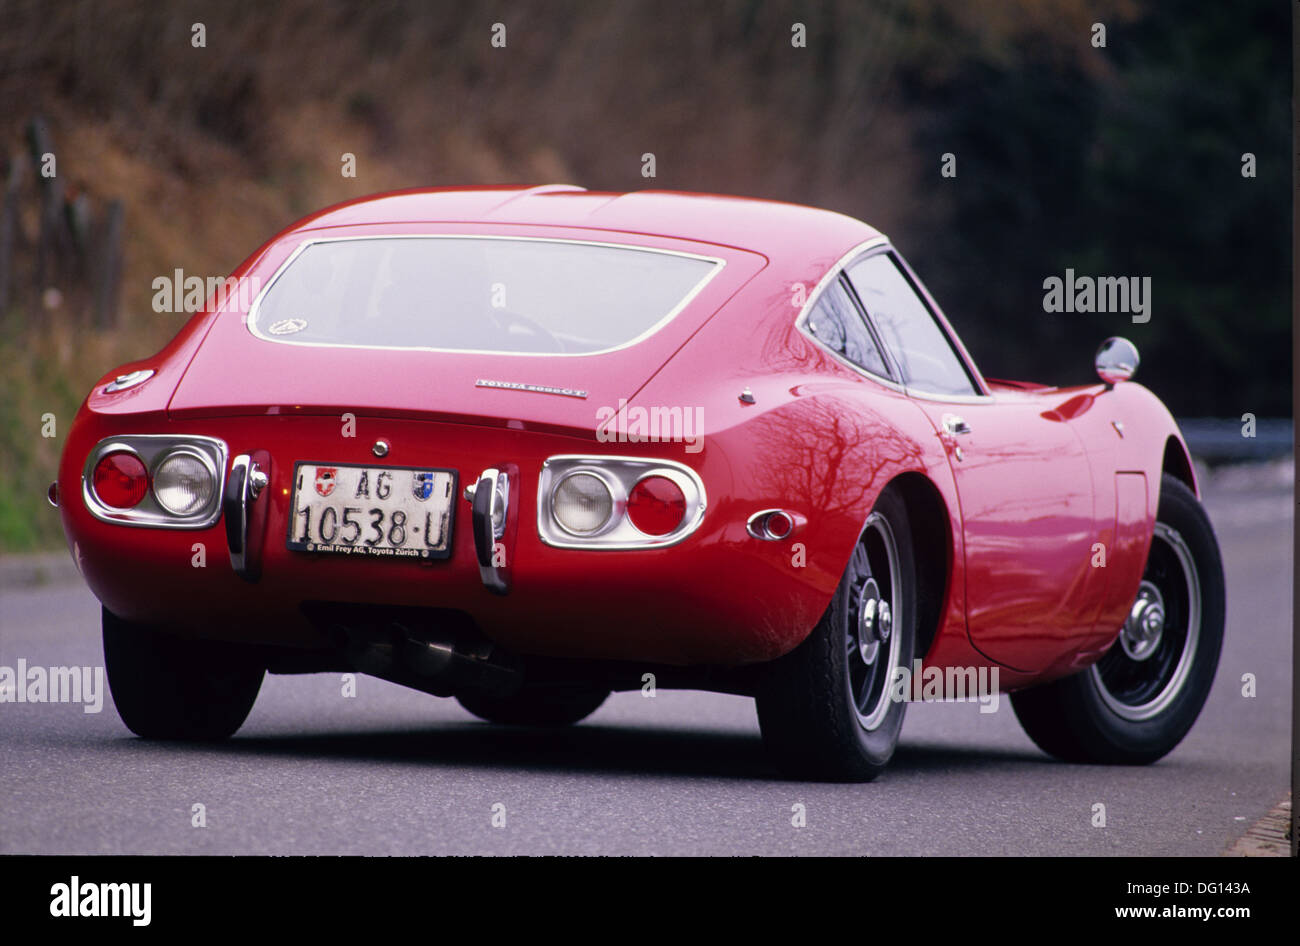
[250,236,720,355]
[805,278,892,379]
[845,253,978,396]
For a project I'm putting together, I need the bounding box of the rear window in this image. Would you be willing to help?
[248,236,721,355]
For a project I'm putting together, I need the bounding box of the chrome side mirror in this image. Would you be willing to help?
[1095,336,1139,385]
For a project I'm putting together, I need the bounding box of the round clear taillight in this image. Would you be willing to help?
[152,452,215,516]
[91,452,149,509]
[552,472,614,535]
[627,475,686,536]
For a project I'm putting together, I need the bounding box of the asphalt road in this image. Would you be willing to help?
[1,465,1290,855]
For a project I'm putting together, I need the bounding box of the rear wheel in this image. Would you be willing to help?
[1011,474,1225,764]
[755,489,916,781]
[457,684,609,726]
[102,607,264,740]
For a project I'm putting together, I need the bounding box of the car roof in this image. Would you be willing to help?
[288,185,883,263]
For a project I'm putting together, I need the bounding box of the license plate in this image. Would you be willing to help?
[287,463,458,560]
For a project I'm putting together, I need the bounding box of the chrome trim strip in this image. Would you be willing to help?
[903,388,993,405]
[793,237,904,392]
[81,434,228,529]
[794,238,993,400]
[244,234,728,358]
[889,248,992,396]
[537,455,707,550]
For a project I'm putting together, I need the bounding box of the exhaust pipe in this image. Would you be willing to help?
[334,616,521,699]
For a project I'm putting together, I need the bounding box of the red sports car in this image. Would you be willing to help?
[54,186,1224,781]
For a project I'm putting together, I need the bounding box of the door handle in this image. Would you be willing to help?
[942,414,972,436]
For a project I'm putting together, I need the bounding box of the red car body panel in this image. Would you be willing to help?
[57,186,1196,690]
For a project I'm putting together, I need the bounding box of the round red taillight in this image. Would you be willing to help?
[627,475,687,536]
[92,451,149,509]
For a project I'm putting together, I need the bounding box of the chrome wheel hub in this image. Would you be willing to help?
[856,578,892,665]
[1120,580,1165,662]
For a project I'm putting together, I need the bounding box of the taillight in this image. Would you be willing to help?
[152,451,217,516]
[538,456,706,549]
[553,472,615,535]
[82,435,228,527]
[91,451,149,509]
[627,475,686,536]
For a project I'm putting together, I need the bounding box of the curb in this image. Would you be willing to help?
[1223,793,1292,857]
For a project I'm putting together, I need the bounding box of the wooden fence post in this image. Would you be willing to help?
[0,154,24,316]
[27,115,67,293]
[94,199,124,329]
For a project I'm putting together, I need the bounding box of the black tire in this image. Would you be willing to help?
[102,607,264,740]
[1011,474,1225,764]
[457,684,609,726]
[755,489,917,782]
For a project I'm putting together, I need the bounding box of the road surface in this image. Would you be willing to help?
[0,464,1290,855]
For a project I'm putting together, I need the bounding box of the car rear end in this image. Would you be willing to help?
[58,223,834,674]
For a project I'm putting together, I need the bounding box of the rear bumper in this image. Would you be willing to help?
[59,410,837,666]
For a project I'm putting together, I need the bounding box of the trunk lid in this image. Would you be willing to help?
[167,224,765,433]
